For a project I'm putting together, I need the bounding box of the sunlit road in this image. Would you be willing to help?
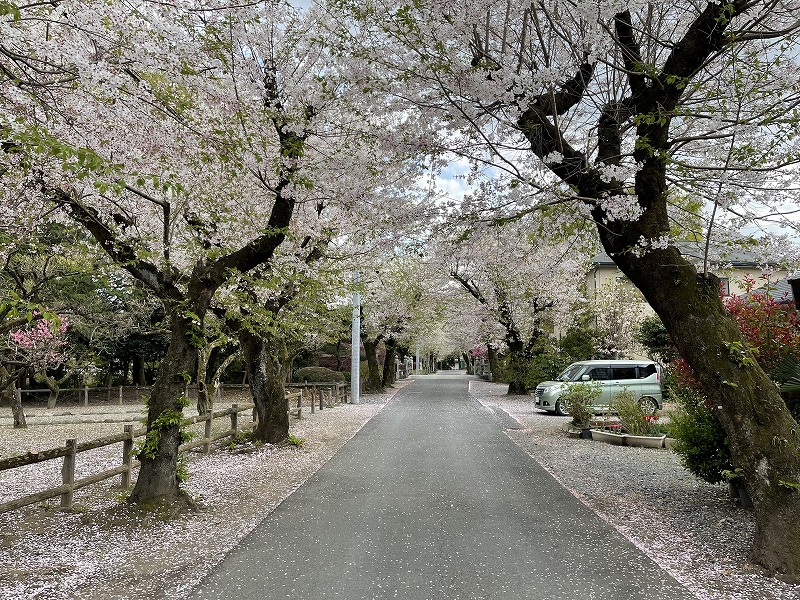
[188,372,693,599]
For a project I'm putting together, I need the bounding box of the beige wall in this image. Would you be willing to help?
[587,265,788,299]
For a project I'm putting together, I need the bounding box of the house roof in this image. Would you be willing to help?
[753,277,797,305]
[591,241,774,269]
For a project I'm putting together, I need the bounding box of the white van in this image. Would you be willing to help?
[533,360,663,416]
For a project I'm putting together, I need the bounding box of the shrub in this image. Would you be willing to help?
[614,389,659,436]
[524,346,572,389]
[293,366,345,383]
[560,382,601,427]
[668,384,732,485]
[559,321,602,361]
[634,315,678,365]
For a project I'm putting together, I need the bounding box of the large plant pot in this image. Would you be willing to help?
[625,434,666,449]
[567,427,593,440]
[590,429,627,445]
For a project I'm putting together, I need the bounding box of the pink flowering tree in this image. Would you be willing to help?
[9,311,69,371]
[438,217,591,394]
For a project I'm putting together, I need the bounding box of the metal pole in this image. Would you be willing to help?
[350,276,361,404]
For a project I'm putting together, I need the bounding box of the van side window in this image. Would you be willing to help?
[612,367,637,379]
[588,368,611,380]
[637,364,657,378]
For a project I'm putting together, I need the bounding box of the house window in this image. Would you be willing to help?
[719,278,730,296]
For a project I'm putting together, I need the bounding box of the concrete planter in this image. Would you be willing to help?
[625,434,666,449]
[590,429,627,445]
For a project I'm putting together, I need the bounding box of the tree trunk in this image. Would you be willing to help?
[196,344,212,416]
[381,338,398,388]
[34,372,61,409]
[240,329,290,444]
[461,352,472,374]
[487,344,500,382]
[362,336,384,392]
[609,243,800,579]
[128,310,198,507]
[132,355,146,386]
[335,340,343,372]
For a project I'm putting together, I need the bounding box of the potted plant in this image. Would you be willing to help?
[614,389,666,448]
[560,382,600,439]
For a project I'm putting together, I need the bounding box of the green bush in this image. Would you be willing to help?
[614,389,658,436]
[524,347,572,389]
[560,382,601,427]
[634,315,677,365]
[292,366,346,383]
[668,384,732,484]
[559,320,601,361]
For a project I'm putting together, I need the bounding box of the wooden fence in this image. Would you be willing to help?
[286,382,351,418]
[0,385,350,514]
[0,403,258,513]
[14,382,255,407]
[15,381,352,408]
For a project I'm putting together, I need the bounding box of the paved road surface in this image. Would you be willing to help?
[189,372,694,599]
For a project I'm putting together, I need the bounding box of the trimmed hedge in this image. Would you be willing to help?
[293,366,346,383]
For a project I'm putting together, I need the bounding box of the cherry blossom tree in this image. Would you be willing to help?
[438,217,591,393]
[332,0,800,576]
[1,1,422,506]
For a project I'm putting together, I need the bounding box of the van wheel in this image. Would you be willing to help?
[555,398,570,416]
[638,396,658,414]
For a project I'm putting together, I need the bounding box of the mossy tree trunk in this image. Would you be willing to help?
[362,335,384,392]
[604,234,800,579]
[486,344,500,382]
[461,352,472,374]
[129,308,199,505]
[240,329,290,444]
[381,337,398,388]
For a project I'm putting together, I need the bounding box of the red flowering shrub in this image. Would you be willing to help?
[722,275,800,373]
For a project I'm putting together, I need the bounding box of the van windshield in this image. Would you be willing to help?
[556,364,587,382]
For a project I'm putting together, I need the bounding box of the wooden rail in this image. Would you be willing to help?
[285,382,351,418]
[13,382,253,407]
[0,404,255,513]
[0,385,350,514]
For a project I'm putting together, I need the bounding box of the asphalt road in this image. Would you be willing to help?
[188,372,695,599]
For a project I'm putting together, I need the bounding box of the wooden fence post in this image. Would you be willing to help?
[12,386,27,428]
[310,385,315,414]
[203,411,212,455]
[61,439,77,509]
[121,425,134,490]
[83,386,89,407]
[231,404,239,435]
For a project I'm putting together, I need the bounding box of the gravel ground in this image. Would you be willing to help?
[470,379,800,600]
[2,377,798,600]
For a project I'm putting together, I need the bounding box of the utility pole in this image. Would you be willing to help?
[350,275,361,404]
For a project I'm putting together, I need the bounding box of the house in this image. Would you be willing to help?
[582,242,791,358]
[589,242,789,300]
